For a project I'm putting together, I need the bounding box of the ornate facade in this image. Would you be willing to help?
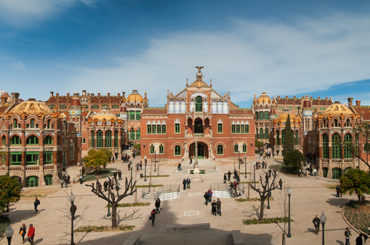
[140,67,255,161]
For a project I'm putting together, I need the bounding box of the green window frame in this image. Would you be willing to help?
[105,130,112,147]
[91,131,95,147]
[242,143,247,153]
[91,105,99,109]
[174,145,181,156]
[218,123,223,133]
[259,128,264,139]
[259,111,263,120]
[264,111,269,120]
[13,119,18,128]
[112,104,119,109]
[159,144,164,154]
[281,130,285,145]
[147,125,152,134]
[195,96,202,112]
[157,125,162,134]
[10,152,22,165]
[26,135,39,145]
[276,130,280,145]
[152,125,156,134]
[43,151,53,164]
[2,136,5,145]
[26,176,39,187]
[97,130,103,147]
[129,129,135,141]
[241,125,245,134]
[255,113,258,120]
[135,111,141,120]
[44,175,53,185]
[344,133,352,158]
[129,111,135,121]
[44,135,53,145]
[162,125,166,134]
[295,130,299,145]
[26,152,39,165]
[30,119,35,128]
[150,144,155,154]
[322,134,329,158]
[236,125,240,134]
[265,128,269,139]
[217,145,223,155]
[332,133,341,159]
[59,105,67,109]
[232,125,236,134]
[234,144,239,153]
[136,129,141,140]
[114,130,119,147]
[245,124,249,133]
[175,123,180,134]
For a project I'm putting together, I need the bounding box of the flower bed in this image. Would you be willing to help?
[243,217,290,225]
[235,197,274,202]
[343,201,370,235]
[136,184,163,188]
[75,225,134,232]
[106,202,150,208]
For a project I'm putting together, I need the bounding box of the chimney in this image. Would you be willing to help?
[1,96,7,104]
[107,93,110,97]
[82,90,86,96]
[348,97,353,107]
[73,93,79,96]
[325,97,328,100]
[56,93,59,97]
[117,93,120,96]
[122,92,125,97]
[356,100,361,106]
[318,97,320,100]
[285,96,288,99]
[293,96,296,99]
[11,92,19,104]
[50,91,54,97]
[98,93,101,96]
[67,93,70,96]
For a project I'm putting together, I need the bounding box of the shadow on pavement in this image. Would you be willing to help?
[326,198,350,208]
[8,209,42,223]
[336,240,345,245]
[77,200,273,245]
[34,238,44,244]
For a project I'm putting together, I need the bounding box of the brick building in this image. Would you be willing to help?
[140,67,255,162]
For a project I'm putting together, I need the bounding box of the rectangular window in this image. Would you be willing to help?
[82,138,86,144]
[112,104,119,109]
[232,125,236,134]
[147,125,152,134]
[217,123,223,133]
[91,105,99,109]
[241,125,245,133]
[152,125,156,134]
[236,125,240,133]
[162,125,166,134]
[26,152,39,165]
[43,151,53,164]
[101,105,109,110]
[175,123,180,134]
[129,111,135,120]
[157,125,161,134]
[48,105,55,110]
[135,111,141,120]
[245,125,249,133]
[10,152,22,165]
[59,105,67,109]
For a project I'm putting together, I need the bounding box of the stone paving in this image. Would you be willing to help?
[0,155,363,245]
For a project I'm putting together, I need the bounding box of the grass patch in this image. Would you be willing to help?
[189,170,206,174]
[243,217,290,225]
[82,168,116,182]
[0,215,10,235]
[75,225,135,232]
[106,202,150,208]
[143,175,169,178]
[20,194,47,198]
[236,197,274,202]
[269,164,298,175]
[136,184,163,188]
[239,181,258,184]
[344,200,370,235]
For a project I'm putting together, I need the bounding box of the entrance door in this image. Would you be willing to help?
[197,144,205,159]
[189,142,209,159]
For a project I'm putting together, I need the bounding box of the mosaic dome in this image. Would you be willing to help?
[256,92,272,104]
[323,102,353,117]
[273,113,301,127]
[9,100,52,116]
[127,90,143,103]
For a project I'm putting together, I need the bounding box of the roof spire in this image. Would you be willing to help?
[195,65,204,81]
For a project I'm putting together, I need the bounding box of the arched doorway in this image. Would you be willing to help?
[194,118,203,134]
[189,142,209,159]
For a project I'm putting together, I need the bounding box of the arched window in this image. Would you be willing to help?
[26,135,39,145]
[43,135,53,145]
[334,119,338,127]
[255,113,258,120]
[195,96,203,112]
[97,130,103,148]
[69,140,74,160]
[295,130,299,145]
[150,144,155,154]
[30,118,35,128]
[217,145,223,155]
[2,136,5,146]
[259,111,263,121]
[47,119,51,128]
[91,131,95,147]
[332,133,341,159]
[26,176,39,187]
[332,168,342,179]
[174,145,181,156]
[242,143,247,153]
[344,133,352,158]
[265,128,269,139]
[114,130,119,147]
[105,130,112,147]
[234,144,239,153]
[264,111,269,120]
[194,118,203,134]
[44,175,53,185]
[276,130,280,145]
[346,119,350,127]
[13,118,18,128]
[159,144,164,154]
[259,128,264,139]
[136,128,141,140]
[282,130,285,144]
[322,134,329,158]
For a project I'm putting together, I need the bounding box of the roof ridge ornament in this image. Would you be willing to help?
[195,65,204,81]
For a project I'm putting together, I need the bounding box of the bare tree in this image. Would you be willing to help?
[353,122,370,169]
[250,171,279,220]
[86,173,137,228]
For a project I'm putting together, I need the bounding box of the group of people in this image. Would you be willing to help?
[182,177,191,190]
[7,223,36,244]
[313,216,368,245]
[204,189,213,206]
[149,198,161,226]
[211,199,222,216]
[121,153,131,162]
[60,173,71,188]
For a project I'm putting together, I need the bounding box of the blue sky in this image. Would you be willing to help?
[0,0,370,107]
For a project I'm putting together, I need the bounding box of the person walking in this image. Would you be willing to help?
[33,197,40,214]
[155,198,161,214]
[150,209,156,226]
[186,177,191,189]
[211,201,217,216]
[345,227,352,245]
[204,192,209,206]
[27,224,35,244]
[208,189,213,203]
[223,174,227,184]
[216,198,222,216]
[5,225,14,245]
[227,171,231,181]
[19,224,26,243]
[182,179,186,190]
[312,215,320,234]
[279,178,283,190]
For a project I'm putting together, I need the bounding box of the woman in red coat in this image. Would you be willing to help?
[27,224,35,244]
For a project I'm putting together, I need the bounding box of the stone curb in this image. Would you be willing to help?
[341,206,362,235]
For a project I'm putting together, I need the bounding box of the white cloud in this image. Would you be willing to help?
[0,0,95,27]
[67,12,370,107]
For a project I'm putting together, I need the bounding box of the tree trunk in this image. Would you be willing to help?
[111,204,117,228]
[259,197,266,220]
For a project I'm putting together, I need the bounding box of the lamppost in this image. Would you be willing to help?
[5,225,14,245]
[154,152,157,172]
[287,188,292,238]
[238,151,241,171]
[253,162,256,188]
[144,156,147,182]
[320,211,326,245]
[244,156,247,178]
[70,192,77,245]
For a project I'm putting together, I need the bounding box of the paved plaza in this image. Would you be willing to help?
[1,156,362,245]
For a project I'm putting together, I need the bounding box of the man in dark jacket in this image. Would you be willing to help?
[182,179,186,190]
[150,209,156,226]
[34,198,40,214]
[155,198,161,214]
[216,198,222,216]
[312,215,320,233]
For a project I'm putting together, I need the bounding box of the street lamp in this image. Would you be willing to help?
[69,192,77,245]
[253,162,256,188]
[244,156,247,178]
[5,225,14,245]
[267,190,271,209]
[144,156,147,182]
[287,188,292,238]
[238,151,241,171]
[154,152,157,172]
[320,211,326,245]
